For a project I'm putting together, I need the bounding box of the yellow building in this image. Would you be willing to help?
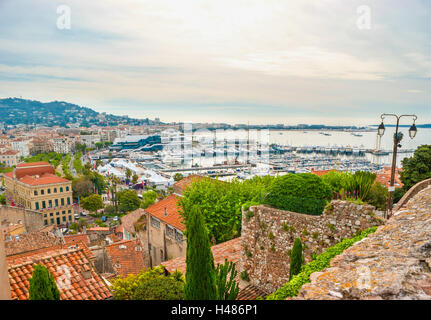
[3,162,74,226]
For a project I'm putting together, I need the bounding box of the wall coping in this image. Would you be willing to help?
[393,178,431,212]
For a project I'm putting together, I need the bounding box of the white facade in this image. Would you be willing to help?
[53,137,74,154]
[11,139,29,158]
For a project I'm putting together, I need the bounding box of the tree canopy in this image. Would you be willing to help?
[400,144,431,191]
[29,264,60,300]
[117,189,141,213]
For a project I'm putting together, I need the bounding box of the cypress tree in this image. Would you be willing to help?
[184,205,217,300]
[289,238,304,281]
[29,264,60,300]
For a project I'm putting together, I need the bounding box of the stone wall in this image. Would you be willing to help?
[0,206,44,232]
[393,178,431,212]
[0,228,11,299]
[293,185,431,300]
[239,200,385,293]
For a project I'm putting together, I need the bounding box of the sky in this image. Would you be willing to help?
[0,0,430,125]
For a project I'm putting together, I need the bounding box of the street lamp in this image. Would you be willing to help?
[379,113,418,218]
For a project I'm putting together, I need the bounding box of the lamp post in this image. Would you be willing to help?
[377,114,418,218]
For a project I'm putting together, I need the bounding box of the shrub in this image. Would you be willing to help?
[267,227,377,300]
[366,182,388,210]
[289,238,304,281]
[215,259,239,300]
[240,271,250,282]
[264,173,332,215]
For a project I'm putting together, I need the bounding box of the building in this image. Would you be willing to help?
[30,137,53,155]
[53,136,75,154]
[10,138,29,157]
[173,174,205,195]
[0,149,20,167]
[111,134,162,151]
[104,239,147,277]
[3,162,74,226]
[80,134,101,148]
[376,167,403,189]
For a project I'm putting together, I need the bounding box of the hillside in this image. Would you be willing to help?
[0,98,158,127]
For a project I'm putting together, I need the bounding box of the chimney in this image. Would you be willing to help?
[0,228,12,300]
[164,207,167,217]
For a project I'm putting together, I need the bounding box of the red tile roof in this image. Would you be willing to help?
[162,237,242,274]
[0,150,19,155]
[7,248,112,300]
[16,161,51,168]
[105,239,147,277]
[5,231,63,256]
[310,169,338,176]
[17,173,69,186]
[237,285,269,300]
[63,234,90,246]
[173,174,205,195]
[145,194,185,231]
[376,167,403,188]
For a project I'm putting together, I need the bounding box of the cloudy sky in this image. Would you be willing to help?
[0,0,430,125]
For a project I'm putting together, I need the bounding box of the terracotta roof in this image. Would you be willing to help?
[64,234,90,246]
[105,239,147,277]
[17,173,69,186]
[0,150,19,155]
[16,161,51,168]
[5,231,63,256]
[120,209,145,235]
[376,167,403,188]
[310,169,338,176]
[237,285,269,300]
[145,194,185,232]
[7,248,112,300]
[162,237,242,274]
[173,174,205,195]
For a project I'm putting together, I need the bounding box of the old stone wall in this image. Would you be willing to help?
[0,206,44,232]
[239,200,385,293]
[294,185,431,300]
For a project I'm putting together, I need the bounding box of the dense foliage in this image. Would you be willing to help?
[400,145,431,191]
[289,238,304,281]
[29,264,60,300]
[184,205,217,300]
[81,194,104,213]
[111,266,185,300]
[117,189,141,213]
[24,152,64,169]
[266,227,377,300]
[215,260,239,300]
[321,170,376,201]
[366,182,388,210]
[140,190,157,209]
[264,173,332,215]
[179,176,274,243]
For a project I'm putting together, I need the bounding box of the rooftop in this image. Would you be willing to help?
[105,239,147,277]
[162,237,242,274]
[145,194,185,232]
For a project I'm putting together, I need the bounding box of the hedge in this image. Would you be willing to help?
[266,226,378,300]
[264,173,332,215]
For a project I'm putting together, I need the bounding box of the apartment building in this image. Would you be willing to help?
[53,136,75,154]
[0,150,20,167]
[11,138,29,157]
[3,162,74,226]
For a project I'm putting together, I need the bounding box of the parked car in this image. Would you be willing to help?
[113,216,118,221]
[101,216,107,222]
[80,211,87,216]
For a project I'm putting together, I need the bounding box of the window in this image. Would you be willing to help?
[68,215,72,221]
[34,190,38,196]
[68,210,71,214]
[48,200,52,208]
[62,211,65,215]
[54,188,57,193]
[50,218,54,224]
[42,201,46,209]
[41,189,44,195]
[62,216,66,222]
[35,202,39,210]
[175,230,183,243]
[43,214,47,218]
[166,225,174,238]
[47,188,51,194]
[50,213,53,217]
[56,217,60,224]
[67,197,70,205]
[151,217,161,229]
[66,186,69,191]
[55,199,59,207]
[60,187,63,192]
[44,220,48,226]
[61,198,64,206]
[56,212,59,216]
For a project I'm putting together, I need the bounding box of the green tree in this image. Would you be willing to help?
[215,259,239,300]
[112,266,184,300]
[366,182,388,211]
[264,173,332,215]
[184,205,217,300]
[125,168,132,181]
[174,173,183,182]
[29,264,60,300]
[0,194,5,205]
[117,189,141,213]
[81,194,104,213]
[132,173,139,184]
[140,190,157,209]
[289,238,304,281]
[72,176,94,199]
[400,145,431,191]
